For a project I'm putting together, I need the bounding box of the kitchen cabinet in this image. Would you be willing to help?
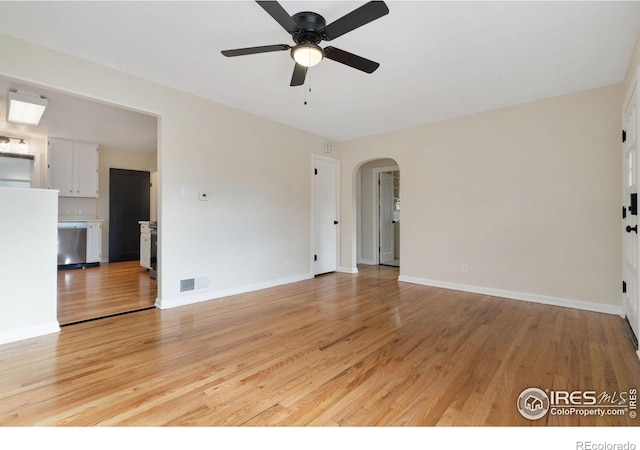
[86,220,102,264]
[48,138,99,197]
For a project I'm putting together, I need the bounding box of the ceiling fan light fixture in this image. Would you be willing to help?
[291,43,324,67]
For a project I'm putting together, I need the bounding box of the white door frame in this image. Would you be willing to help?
[311,154,340,275]
[371,165,399,265]
[621,68,640,359]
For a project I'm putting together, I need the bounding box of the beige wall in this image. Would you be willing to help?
[98,147,157,261]
[340,84,622,310]
[0,33,330,309]
[623,32,640,98]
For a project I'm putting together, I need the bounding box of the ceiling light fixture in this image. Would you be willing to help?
[7,91,48,126]
[291,43,324,67]
[0,136,30,154]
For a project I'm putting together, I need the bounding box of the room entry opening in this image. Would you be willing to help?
[356,159,400,268]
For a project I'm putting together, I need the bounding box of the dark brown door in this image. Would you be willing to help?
[109,168,150,262]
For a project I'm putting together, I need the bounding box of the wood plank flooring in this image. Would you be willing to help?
[57,261,157,325]
[2,265,639,426]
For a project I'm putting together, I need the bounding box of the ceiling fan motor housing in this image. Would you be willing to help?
[292,12,326,44]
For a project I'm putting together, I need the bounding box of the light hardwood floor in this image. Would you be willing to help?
[2,265,639,426]
[57,261,157,325]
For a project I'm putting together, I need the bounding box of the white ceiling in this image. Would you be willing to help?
[0,1,639,142]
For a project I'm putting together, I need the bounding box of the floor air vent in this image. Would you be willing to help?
[180,276,210,293]
[180,278,195,292]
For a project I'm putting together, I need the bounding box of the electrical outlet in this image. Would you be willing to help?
[462,264,468,273]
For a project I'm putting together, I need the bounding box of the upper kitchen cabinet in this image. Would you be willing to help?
[48,138,99,197]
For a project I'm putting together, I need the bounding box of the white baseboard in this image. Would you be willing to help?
[0,321,60,345]
[397,275,622,316]
[357,259,376,266]
[338,266,359,274]
[157,272,314,309]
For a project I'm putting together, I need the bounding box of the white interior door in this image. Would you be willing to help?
[623,80,639,343]
[379,172,394,264]
[313,156,338,275]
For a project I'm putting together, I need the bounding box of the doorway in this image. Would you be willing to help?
[58,162,157,325]
[23,82,159,324]
[313,154,339,275]
[356,159,400,268]
[0,75,160,325]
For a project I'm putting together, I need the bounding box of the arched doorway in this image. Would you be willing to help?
[356,158,400,268]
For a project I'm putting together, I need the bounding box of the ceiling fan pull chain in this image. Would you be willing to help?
[304,71,310,105]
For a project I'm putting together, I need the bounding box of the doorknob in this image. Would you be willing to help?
[334,220,339,225]
[626,225,637,233]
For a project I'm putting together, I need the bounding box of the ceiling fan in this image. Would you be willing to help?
[221,1,389,86]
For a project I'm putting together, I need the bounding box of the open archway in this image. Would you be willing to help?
[355,158,400,269]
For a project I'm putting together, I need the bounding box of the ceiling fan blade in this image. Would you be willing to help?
[324,47,380,73]
[256,1,300,34]
[290,63,308,86]
[221,44,291,57]
[322,1,389,41]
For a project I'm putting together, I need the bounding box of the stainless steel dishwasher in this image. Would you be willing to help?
[57,222,87,268]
